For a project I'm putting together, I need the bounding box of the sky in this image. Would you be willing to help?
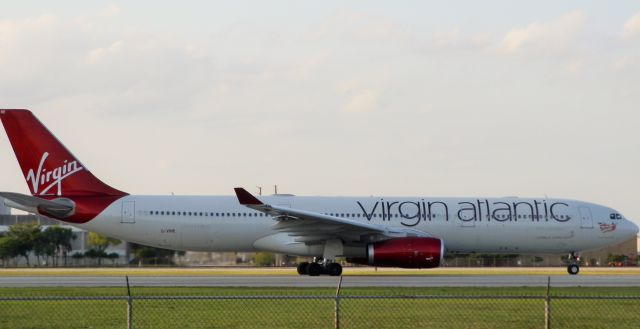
[0,1,639,225]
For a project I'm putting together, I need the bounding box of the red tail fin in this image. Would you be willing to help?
[0,109,127,197]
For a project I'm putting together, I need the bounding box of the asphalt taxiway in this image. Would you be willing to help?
[1,275,639,287]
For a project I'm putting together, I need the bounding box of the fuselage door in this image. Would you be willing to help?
[578,207,593,229]
[121,201,135,224]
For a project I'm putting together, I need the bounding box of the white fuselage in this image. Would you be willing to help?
[77,194,638,258]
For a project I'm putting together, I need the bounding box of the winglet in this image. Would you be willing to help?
[234,187,263,205]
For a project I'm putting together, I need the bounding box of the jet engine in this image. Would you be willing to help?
[348,237,443,268]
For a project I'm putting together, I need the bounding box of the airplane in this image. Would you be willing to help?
[0,109,637,276]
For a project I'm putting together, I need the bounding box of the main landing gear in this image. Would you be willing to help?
[567,252,580,275]
[297,259,342,276]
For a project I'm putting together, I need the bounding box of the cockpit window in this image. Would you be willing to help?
[610,213,623,220]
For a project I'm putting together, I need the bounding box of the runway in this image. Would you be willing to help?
[1,275,639,287]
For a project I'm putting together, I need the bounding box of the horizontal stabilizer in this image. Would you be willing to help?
[0,192,74,218]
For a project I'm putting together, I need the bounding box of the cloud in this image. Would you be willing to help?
[100,4,122,18]
[498,11,588,55]
[337,77,385,113]
[429,29,492,51]
[622,12,640,39]
[0,10,218,114]
[307,9,408,42]
[564,59,584,74]
[343,89,379,113]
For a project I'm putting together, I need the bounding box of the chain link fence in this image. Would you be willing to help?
[0,277,639,328]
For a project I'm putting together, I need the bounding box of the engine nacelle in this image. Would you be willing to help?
[347,237,443,269]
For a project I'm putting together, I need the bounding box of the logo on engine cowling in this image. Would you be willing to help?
[26,152,84,196]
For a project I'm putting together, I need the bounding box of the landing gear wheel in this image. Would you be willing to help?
[297,262,309,275]
[326,263,342,276]
[567,264,579,275]
[307,263,322,276]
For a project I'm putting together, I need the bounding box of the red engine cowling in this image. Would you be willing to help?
[348,237,443,269]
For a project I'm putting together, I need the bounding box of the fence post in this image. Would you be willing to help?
[126,276,133,329]
[544,276,551,329]
[335,275,343,329]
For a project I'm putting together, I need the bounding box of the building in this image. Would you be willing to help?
[0,198,128,266]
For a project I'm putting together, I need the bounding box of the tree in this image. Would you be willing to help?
[6,223,41,266]
[87,232,121,251]
[107,252,120,265]
[42,226,76,266]
[130,243,176,266]
[253,252,275,266]
[0,235,21,266]
[71,252,84,266]
[84,248,108,265]
[606,254,628,266]
[530,256,543,266]
[87,232,121,265]
[33,234,54,266]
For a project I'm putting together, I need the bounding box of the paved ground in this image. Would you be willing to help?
[0,275,639,287]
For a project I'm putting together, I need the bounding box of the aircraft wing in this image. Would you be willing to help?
[0,192,74,218]
[234,188,429,244]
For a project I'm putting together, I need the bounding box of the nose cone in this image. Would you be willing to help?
[622,220,639,238]
[631,220,639,235]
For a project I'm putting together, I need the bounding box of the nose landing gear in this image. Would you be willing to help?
[567,252,580,275]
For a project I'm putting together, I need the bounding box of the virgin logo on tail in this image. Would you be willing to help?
[25,152,84,196]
